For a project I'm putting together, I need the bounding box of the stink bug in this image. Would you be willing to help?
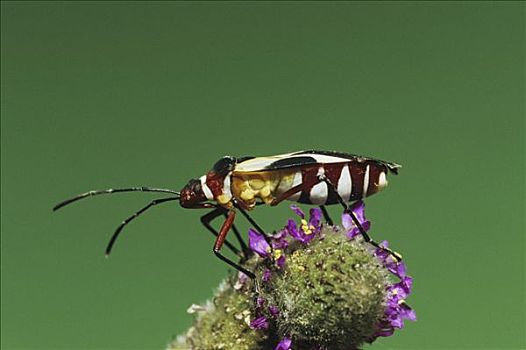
[53,150,401,278]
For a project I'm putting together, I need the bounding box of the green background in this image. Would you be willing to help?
[1,2,524,349]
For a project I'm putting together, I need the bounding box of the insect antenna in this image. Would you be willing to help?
[105,196,180,256]
[53,187,180,211]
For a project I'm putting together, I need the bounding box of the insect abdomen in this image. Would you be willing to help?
[296,161,390,205]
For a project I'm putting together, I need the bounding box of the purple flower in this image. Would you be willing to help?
[371,239,417,340]
[373,240,403,276]
[274,253,286,268]
[387,276,413,301]
[287,205,322,244]
[248,228,271,258]
[400,302,417,321]
[275,338,292,350]
[271,230,289,267]
[269,305,280,316]
[248,228,288,267]
[291,205,305,218]
[394,261,407,278]
[383,300,417,331]
[262,269,272,282]
[256,297,265,308]
[374,240,390,261]
[341,201,371,239]
[249,315,269,330]
[234,271,249,290]
[271,229,289,249]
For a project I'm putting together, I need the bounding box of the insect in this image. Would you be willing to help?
[53,150,401,279]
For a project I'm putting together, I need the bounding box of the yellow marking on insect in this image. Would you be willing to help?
[217,194,231,205]
[232,172,286,208]
[240,188,255,201]
[260,185,271,198]
[249,178,265,190]
[273,249,283,260]
[262,196,274,205]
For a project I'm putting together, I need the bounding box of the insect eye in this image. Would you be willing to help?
[212,156,236,175]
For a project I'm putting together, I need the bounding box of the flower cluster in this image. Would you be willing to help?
[372,241,417,338]
[246,201,415,349]
[171,200,416,350]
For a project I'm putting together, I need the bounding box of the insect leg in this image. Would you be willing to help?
[345,208,402,261]
[236,205,267,236]
[105,196,180,256]
[213,210,258,282]
[201,208,244,258]
[319,205,333,225]
[223,212,250,257]
[319,177,402,262]
[269,183,305,207]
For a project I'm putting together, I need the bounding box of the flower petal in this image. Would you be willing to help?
[390,315,404,329]
[248,228,270,258]
[262,269,272,282]
[346,227,360,239]
[302,230,317,244]
[400,303,417,321]
[350,200,367,222]
[275,338,292,350]
[249,315,269,330]
[374,240,391,261]
[287,219,303,241]
[272,229,288,240]
[342,212,353,230]
[272,236,289,250]
[342,201,371,240]
[401,276,413,293]
[290,205,305,219]
[269,305,280,316]
[309,207,322,228]
[395,262,407,278]
[275,254,286,268]
[256,297,265,308]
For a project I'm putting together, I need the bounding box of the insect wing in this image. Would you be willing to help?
[234,151,350,173]
[233,153,296,173]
